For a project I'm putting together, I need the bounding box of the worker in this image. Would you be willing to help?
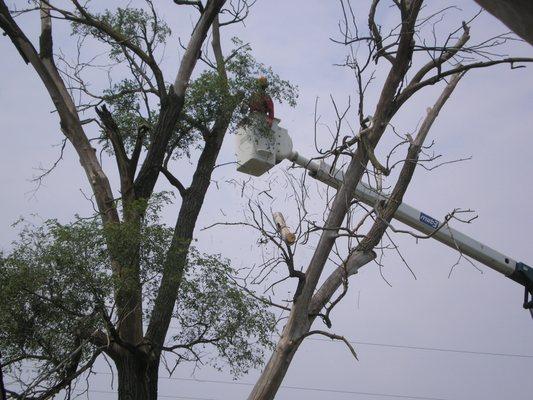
[248,76,274,128]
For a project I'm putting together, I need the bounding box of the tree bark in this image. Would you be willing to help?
[248,3,423,399]
[248,251,376,400]
[146,121,230,350]
[116,354,159,400]
[247,322,308,400]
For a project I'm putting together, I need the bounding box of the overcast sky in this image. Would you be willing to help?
[1,1,533,399]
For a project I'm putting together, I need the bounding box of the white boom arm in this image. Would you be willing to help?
[235,119,533,309]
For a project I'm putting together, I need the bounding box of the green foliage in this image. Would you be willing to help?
[72,7,171,62]
[1,201,276,378]
[168,37,298,160]
[71,5,298,161]
[185,38,298,130]
[173,249,276,375]
[0,218,108,382]
[87,25,298,158]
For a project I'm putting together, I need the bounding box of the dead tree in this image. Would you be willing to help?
[208,2,532,399]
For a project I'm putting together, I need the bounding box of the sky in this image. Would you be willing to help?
[1,1,533,399]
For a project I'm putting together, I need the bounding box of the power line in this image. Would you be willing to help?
[306,337,533,359]
[18,334,533,400]
[168,376,448,400]
[93,371,450,400]
[167,326,533,359]
[81,388,215,400]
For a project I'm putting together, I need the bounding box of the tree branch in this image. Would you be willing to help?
[95,105,132,197]
[0,0,119,225]
[174,0,226,92]
[360,72,464,253]
[408,22,470,86]
[58,0,166,96]
[309,251,376,316]
[396,57,533,109]
[174,0,205,12]
[298,330,358,360]
[295,0,423,314]
[160,166,187,197]
[368,0,395,64]
[133,0,227,201]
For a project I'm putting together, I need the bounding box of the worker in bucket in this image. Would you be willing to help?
[248,76,274,128]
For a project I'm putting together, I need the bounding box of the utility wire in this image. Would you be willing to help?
[305,337,533,359]
[82,389,215,400]
[18,335,533,400]
[92,371,450,400]
[15,365,457,400]
[167,325,533,359]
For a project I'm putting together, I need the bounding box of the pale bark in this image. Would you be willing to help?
[247,4,471,399]
[248,250,375,400]
[248,69,463,400]
[247,337,301,400]
[273,212,296,245]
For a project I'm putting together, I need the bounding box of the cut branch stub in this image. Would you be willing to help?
[272,212,296,246]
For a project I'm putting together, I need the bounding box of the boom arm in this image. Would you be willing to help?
[289,151,533,295]
[234,120,533,311]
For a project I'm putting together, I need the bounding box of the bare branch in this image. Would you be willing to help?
[160,166,187,197]
[368,0,396,64]
[359,72,464,253]
[409,21,470,86]
[95,105,131,186]
[174,0,204,13]
[396,57,533,109]
[298,330,358,360]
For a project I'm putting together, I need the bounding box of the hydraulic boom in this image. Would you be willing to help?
[235,119,533,312]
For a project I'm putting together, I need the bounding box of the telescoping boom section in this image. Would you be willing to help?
[235,119,533,311]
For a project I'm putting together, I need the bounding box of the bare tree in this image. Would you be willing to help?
[0,1,296,399]
[205,1,532,399]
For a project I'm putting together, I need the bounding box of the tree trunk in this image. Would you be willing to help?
[116,355,159,400]
[248,307,312,400]
[247,336,300,400]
